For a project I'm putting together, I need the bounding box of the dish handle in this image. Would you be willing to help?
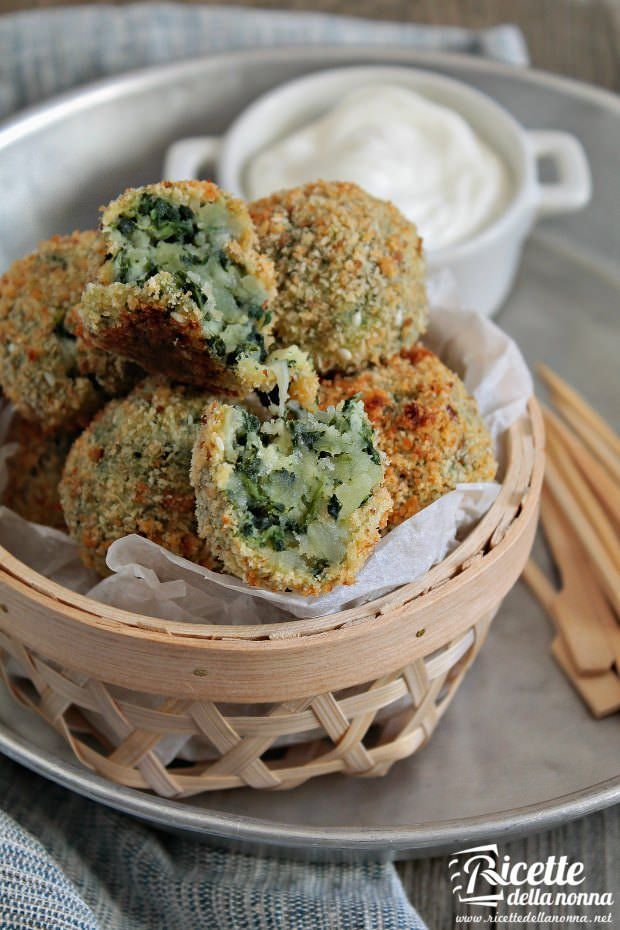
[527,131,592,217]
[162,137,221,182]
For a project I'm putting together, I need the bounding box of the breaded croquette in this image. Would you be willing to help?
[66,313,144,398]
[249,181,428,374]
[78,181,277,394]
[59,377,218,576]
[0,231,139,431]
[2,416,76,529]
[191,397,392,595]
[319,346,496,530]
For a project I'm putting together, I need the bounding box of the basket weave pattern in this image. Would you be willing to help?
[0,402,543,796]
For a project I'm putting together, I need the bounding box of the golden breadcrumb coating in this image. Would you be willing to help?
[67,312,144,397]
[0,231,138,431]
[78,181,276,394]
[249,180,428,374]
[319,346,497,530]
[59,377,218,576]
[2,416,76,530]
[191,397,392,595]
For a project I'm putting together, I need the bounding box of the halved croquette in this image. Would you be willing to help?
[319,346,497,530]
[249,180,428,374]
[78,181,276,393]
[0,231,138,431]
[191,397,392,595]
[67,310,144,398]
[59,377,217,576]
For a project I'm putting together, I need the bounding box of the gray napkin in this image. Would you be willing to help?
[0,3,528,119]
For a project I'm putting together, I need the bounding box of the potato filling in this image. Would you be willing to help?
[219,398,384,578]
[238,345,319,414]
[107,193,271,365]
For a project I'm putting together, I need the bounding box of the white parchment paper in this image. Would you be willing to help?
[0,271,532,624]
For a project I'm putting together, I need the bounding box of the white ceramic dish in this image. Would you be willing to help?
[164,65,591,318]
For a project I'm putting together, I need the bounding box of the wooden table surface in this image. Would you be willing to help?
[0,1,618,926]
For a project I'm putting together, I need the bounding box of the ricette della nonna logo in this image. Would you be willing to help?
[448,844,614,912]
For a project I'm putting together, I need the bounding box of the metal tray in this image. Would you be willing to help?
[0,47,618,861]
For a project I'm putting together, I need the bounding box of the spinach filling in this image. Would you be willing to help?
[108,194,270,365]
[222,399,383,578]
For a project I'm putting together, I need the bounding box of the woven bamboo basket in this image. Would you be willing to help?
[0,400,544,797]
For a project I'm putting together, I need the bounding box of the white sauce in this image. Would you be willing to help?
[245,84,511,251]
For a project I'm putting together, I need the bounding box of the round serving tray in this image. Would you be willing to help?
[0,47,618,859]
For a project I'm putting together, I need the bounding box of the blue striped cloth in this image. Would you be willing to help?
[0,4,528,118]
[0,761,426,930]
[0,6,526,927]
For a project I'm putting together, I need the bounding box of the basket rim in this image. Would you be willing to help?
[0,398,543,644]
